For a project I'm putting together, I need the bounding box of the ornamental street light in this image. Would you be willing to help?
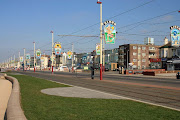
[97,0,103,80]
[33,42,36,72]
[50,31,54,74]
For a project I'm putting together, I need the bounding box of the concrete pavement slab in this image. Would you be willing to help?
[0,79,12,120]
[41,86,127,99]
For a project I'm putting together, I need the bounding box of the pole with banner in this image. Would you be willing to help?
[26,53,31,68]
[96,43,100,55]
[72,43,74,72]
[170,26,180,47]
[23,48,26,71]
[54,42,61,67]
[33,42,36,72]
[54,42,61,55]
[104,20,116,44]
[97,0,103,80]
[36,49,41,70]
[51,31,54,74]
[67,51,73,60]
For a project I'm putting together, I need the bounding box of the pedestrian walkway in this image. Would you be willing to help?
[41,86,127,99]
[104,71,177,79]
[0,77,12,120]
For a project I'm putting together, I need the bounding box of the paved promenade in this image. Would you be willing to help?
[0,76,12,120]
[41,86,127,99]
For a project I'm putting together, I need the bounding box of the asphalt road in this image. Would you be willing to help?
[16,70,180,111]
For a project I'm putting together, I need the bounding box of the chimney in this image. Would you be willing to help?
[164,37,168,45]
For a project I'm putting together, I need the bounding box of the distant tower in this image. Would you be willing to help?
[144,37,154,45]
[164,37,168,45]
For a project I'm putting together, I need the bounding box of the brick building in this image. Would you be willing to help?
[119,44,160,69]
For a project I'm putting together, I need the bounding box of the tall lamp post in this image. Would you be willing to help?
[33,42,36,72]
[23,48,26,71]
[97,0,103,80]
[127,50,129,70]
[51,31,54,74]
[72,43,74,72]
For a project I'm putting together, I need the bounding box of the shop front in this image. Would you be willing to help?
[149,58,161,69]
[167,59,180,71]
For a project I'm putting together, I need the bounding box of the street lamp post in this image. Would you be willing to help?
[14,55,15,68]
[33,42,36,72]
[103,34,105,73]
[51,31,54,74]
[18,51,20,69]
[127,50,129,70]
[11,57,12,68]
[97,0,103,80]
[24,48,26,71]
[72,43,74,72]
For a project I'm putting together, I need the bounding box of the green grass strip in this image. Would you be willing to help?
[9,74,180,120]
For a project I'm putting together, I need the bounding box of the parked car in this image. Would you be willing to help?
[113,68,119,71]
[105,68,109,71]
[59,66,68,71]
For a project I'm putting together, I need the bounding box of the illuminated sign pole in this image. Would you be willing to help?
[97,0,103,80]
[51,31,54,74]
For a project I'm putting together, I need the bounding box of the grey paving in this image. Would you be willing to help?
[0,77,12,120]
[41,86,127,99]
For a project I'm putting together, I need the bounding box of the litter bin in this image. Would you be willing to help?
[176,72,180,79]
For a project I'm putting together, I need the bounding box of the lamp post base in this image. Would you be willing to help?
[100,64,102,80]
[52,66,53,74]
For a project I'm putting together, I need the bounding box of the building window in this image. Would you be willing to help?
[120,47,124,50]
[133,65,137,69]
[133,52,137,56]
[173,49,176,56]
[142,65,146,69]
[133,59,137,62]
[177,49,180,56]
[149,53,155,56]
[138,53,141,56]
[165,50,168,57]
[142,53,146,57]
[149,47,155,50]
[138,46,141,49]
[161,50,164,57]
[142,47,146,50]
[133,46,137,49]
[142,59,146,62]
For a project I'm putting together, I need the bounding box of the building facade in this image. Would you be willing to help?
[160,37,180,70]
[119,44,160,69]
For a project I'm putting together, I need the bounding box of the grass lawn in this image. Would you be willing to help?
[9,74,180,120]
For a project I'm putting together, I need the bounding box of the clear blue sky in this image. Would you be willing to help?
[0,0,180,63]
